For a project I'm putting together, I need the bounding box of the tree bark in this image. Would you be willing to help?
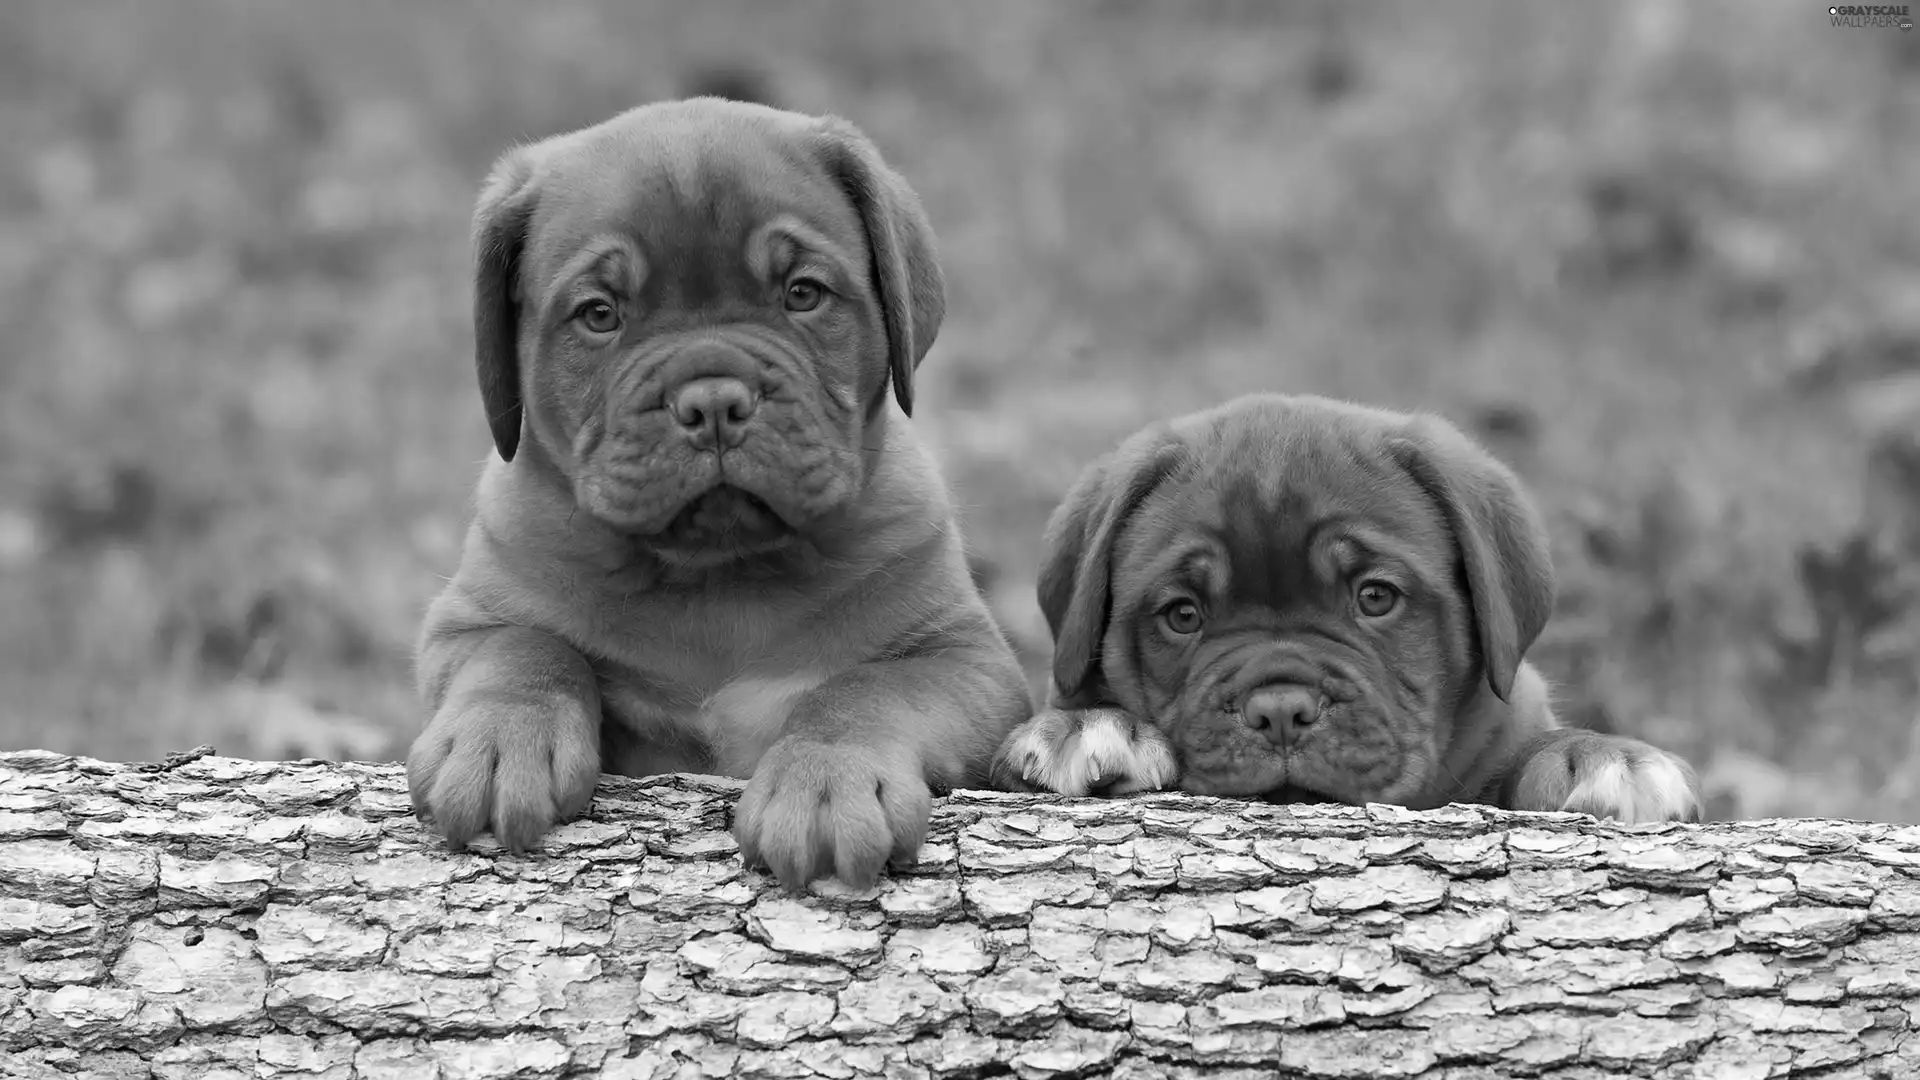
[2,748,1919,1079]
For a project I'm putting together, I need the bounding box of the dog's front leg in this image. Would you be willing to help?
[731,648,1030,892]
[989,705,1179,797]
[408,591,603,853]
[1496,727,1702,824]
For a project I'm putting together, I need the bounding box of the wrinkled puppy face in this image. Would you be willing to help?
[1039,394,1553,807]
[470,99,942,565]
[1113,430,1466,804]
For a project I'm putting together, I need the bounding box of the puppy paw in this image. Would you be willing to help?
[1508,732,1701,824]
[732,736,930,892]
[406,692,601,854]
[989,706,1178,797]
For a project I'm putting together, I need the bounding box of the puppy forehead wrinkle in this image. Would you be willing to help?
[1210,472,1316,601]
[1174,547,1218,591]
[1168,410,1457,607]
[533,117,856,275]
[1124,540,1218,606]
[1321,523,1445,585]
[553,237,642,291]
[751,215,861,277]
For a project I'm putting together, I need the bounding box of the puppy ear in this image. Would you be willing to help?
[471,150,540,462]
[814,118,944,417]
[1391,417,1555,702]
[1039,429,1184,708]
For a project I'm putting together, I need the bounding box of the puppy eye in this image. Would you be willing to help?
[1355,581,1400,618]
[784,278,827,313]
[576,301,620,335]
[1159,599,1205,635]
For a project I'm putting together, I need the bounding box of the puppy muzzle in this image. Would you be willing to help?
[1173,641,1410,804]
[574,334,860,547]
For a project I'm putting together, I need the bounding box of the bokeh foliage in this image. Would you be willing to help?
[2,0,1917,820]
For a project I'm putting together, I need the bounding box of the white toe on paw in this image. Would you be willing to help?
[1006,707,1177,796]
[1562,746,1701,824]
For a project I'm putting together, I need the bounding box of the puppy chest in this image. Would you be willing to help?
[698,671,829,769]
[600,668,828,777]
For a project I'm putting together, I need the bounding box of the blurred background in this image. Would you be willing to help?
[2,0,1917,822]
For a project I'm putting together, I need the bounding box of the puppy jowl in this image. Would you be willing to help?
[406,99,1031,892]
[994,392,1702,824]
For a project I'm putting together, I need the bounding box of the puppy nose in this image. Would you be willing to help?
[1241,684,1320,746]
[669,377,758,449]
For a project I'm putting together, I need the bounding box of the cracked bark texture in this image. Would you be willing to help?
[2,750,1919,1080]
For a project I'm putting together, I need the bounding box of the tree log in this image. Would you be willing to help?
[3,748,1920,1080]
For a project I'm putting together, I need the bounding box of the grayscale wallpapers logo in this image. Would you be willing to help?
[1830,4,1915,29]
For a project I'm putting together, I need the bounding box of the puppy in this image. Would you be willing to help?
[991,393,1700,824]
[407,99,1033,891]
